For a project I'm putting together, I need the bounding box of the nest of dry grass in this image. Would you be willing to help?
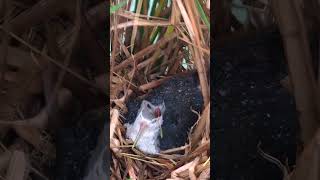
[110,0,210,179]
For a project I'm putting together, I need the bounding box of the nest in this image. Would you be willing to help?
[110,0,210,179]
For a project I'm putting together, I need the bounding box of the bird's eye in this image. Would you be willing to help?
[147,104,151,109]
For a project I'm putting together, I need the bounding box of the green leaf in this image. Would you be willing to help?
[110,0,128,14]
[149,27,162,43]
[154,0,166,17]
[195,0,210,31]
[164,25,174,37]
[149,0,158,16]
[131,0,139,13]
[149,0,168,43]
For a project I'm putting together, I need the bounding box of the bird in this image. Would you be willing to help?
[125,100,165,155]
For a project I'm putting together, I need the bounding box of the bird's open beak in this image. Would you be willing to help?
[154,107,161,118]
[154,107,163,138]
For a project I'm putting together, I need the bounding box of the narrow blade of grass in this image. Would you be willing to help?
[110,0,128,14]
[195,0,210,31]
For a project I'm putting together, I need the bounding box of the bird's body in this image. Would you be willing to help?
[125,100,165,155]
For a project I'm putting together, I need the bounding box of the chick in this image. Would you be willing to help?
[125,100,165,155]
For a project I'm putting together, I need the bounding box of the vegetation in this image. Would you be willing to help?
[110,0,210,179]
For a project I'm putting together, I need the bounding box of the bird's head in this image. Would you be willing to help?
[140,100,165,121]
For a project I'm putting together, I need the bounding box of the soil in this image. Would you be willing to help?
[55,108,106,180]
[212,31,300,180]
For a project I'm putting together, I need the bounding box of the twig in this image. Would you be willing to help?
[113,33,177,72]
[111,5,119,76]
[112,71,139,89]
[160,145,190,154]
[116,10,169,21]
[120,153,167,167]
[111,19,171,31]
[203,157,210,167]
[132,121,147,149]
[30,166,49,180]
[0,26,106,95]
[257,141,290,180]
[139,76,170,91]
[177,36,210,55]
[0,0,11,84]
[1,146,49,180]
[46,0,81,117]
[7,0,69,35]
